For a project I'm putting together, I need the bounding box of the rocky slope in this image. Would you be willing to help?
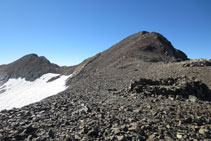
[0,31,211,141]
[67,31,188,87]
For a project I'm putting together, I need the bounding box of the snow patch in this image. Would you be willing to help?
[0,73,71,111]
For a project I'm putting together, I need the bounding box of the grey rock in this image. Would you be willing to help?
[189,95,197,102]
[116,135,124,141]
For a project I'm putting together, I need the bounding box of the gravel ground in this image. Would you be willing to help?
[0,60,211,141]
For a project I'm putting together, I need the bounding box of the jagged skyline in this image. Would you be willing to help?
[0,0,210,66]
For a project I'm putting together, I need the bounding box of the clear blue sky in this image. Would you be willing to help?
[0,0,211,66]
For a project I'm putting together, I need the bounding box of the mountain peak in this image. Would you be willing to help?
[137,31,149,35]
[24,53,38,57]
[67,31,189,86]
[85,31,188,68]
[17,54,50,64]
[0,54,59,81]
[118,31,188,61]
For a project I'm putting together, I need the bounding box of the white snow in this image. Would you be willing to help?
[0,73,71,111]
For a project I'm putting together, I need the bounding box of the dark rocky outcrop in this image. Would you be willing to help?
[128,77,211,100]
[182,59,211,67]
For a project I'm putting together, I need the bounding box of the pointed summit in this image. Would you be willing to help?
[76,31,188,71]
[0,54,60,81]
[103,31,188,64]
[13,54,52,66]
[67,31,189,86]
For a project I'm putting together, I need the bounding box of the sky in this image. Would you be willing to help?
[0,0,211,66]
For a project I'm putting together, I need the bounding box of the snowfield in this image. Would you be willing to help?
[0,73,71,111]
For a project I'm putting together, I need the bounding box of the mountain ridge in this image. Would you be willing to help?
[67,31,189,86]
[0,31,188,84]
[0,31,211,141]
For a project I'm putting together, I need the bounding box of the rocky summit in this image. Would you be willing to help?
[0,54,75,83]
[0,31,211,141]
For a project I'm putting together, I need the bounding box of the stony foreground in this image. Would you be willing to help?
[1,60,211,141]
[0,81,211,140]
